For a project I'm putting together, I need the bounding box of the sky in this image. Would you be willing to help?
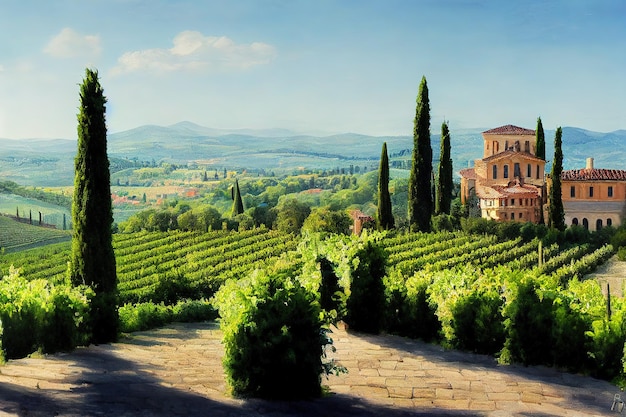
[0,0,625,139]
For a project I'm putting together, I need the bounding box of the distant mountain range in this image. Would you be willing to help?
[0,122,625,186]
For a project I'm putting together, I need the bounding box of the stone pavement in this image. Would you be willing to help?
[0,321,620,416]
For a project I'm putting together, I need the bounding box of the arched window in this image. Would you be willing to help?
[503,165,509,178]
[492,165,498,179]
[582,218,589,229]
[572,218,579,225]
[608,218,613,227]
[596,219,603,230]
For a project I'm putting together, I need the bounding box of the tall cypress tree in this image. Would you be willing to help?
[408,76,432,232]
[548,127,565,230]
[536,117,545,159]
[231,179,244,216]
[435,121,453,215]
[70,68,118,343]
[377,142,394,230]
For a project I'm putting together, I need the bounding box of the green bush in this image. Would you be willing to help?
[118,299,216,333]
[0,267,92,360]
[214,264,339,399]
[403,271,440,341]
[618,246,626,261]
[345,241,387,334]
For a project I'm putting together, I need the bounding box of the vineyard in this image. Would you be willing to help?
[0,228,614,305]
[0,215,70,253]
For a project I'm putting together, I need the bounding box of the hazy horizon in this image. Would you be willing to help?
[1,0,625,139]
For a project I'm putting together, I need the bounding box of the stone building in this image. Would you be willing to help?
[561,158,626,231]
[460,124,547,223]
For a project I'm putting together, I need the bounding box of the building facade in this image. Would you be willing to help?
[460,125,547,223]
[561,158,626,231]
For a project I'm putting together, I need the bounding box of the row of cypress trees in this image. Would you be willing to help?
[377,76,453,232]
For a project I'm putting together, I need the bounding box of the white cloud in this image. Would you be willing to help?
[44,28,101,59]
[112,31,276,75]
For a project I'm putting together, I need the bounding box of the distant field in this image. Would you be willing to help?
[0,193,70,229]
[0,215,70,253]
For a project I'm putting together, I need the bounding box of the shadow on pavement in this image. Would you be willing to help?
[0,330,482,417]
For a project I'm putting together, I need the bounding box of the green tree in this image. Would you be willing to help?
[408,76,433,232]
[535,117,545,160]
[435,121,453,215]
[231,179,244,217]
[377,142,394,230]
[274,198,311,234]
[302,207,351,235]
[70,68,118,344]
[548,127,565,230]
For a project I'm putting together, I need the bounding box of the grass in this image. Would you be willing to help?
[0,215,70,253]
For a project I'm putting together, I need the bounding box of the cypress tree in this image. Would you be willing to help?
[535,117,545,160]
[70,68,118,344]
[231,179,244,216]
[408,76,433,232]
[548,127,565,231]
[377,142,394,230]
[435,121,453,215]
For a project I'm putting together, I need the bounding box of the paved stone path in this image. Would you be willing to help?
[0,322,620,416]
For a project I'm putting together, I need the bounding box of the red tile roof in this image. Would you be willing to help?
[459,168,476,179]
[562,168,626,181]
[482,149,544,163]
[483,125,535,135]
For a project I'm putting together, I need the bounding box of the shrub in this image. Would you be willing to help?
[403,271,440,341]
[0,267,92,360]
[345,241,387,334]
[118,299,217,333]
[611,229,626,250]
[214,264,340,399]
[619,247,626,262]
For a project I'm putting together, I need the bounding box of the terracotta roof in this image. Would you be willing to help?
[477,182,540,199]
[483,125,535,135]
[562,168,626,181]
[459,168,476,179]
[482,149,544,163]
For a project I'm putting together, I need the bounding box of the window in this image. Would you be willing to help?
[524,141,530,152]
[582,218,589,229]
[492,165,498,179]
[511,199,515,206]
[514,163,520,178]
[527,164,531,177]
[504,165,509,178]
[511,213,514,220]
[608,218,613,227]
[572,218,579,225]
[589,187,594,197]
[570,186,575,198]
[536,165,540,179]
[596,219,603,230]
[609,186,614,197]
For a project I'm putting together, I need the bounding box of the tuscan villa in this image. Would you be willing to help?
[459,125,546,223]
[561,157,626,231]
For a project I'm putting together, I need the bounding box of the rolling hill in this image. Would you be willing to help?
[0,122,625,186]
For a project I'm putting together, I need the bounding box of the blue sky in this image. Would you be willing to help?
[0,0,624,139]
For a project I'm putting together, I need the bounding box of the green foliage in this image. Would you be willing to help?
[408,76,433,232]
[118,299,216,333]
[377,142,394,230]
[619,246,626,261]
[345,240,387,334]
[231,179,244,217]
[301,207,351,235]
[0,267,92,360]
[548,127,565,231]
[274,198,311,234]
[435,121,453,215]
[71,68,118,344]
[0,215,70,253]
[611,229,626,250]
[535,117,546,160]
[214,264,339,399]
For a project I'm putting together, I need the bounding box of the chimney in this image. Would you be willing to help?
[586,157,594,170]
